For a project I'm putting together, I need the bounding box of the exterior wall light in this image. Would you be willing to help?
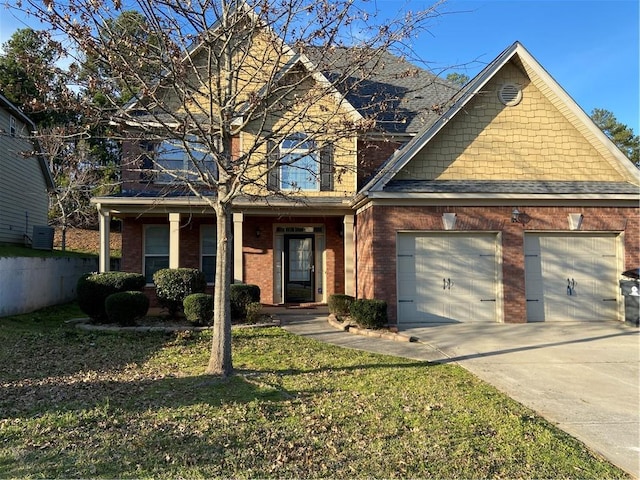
[511,208,530,225]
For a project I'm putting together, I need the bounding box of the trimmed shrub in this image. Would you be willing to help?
[153,268,207,317]
[105,291,149,326]
[245,302,263,324]
[183,293,214,326]
[77,272,146,322]
[230,284,260,320]
[349,298,388,329]
[328,294,355,316]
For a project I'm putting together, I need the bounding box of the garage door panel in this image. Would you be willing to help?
[397,233,499,325]
[524,234,618,322]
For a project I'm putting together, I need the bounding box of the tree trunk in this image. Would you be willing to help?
[206,201,233,376]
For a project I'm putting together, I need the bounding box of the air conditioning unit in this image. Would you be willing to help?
[32,226,54,250]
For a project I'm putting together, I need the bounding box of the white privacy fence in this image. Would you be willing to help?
[0,256,98,317]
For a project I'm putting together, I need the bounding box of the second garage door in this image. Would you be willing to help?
[524,233,619,322]
[397,233,500,324]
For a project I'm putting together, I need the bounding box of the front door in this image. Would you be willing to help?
[284,234,315,303]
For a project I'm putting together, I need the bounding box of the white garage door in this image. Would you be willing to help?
[524,233,619,322]
[397,233,499,324]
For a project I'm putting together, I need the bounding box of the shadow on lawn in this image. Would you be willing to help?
[1,358,433,419]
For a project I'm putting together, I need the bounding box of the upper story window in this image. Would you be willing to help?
[140,135,218,184]
[9,116,16,137]
[280,133,319,191]
[267,133,333,192]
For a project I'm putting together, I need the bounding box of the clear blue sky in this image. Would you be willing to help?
[1,0,638,132]
[373,0,639,133]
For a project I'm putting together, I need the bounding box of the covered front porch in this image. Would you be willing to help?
[92,196,355,305]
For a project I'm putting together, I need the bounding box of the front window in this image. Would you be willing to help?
[144,225,169,283]
[143,135,217,184]
[280,133,319,191]
[201,224,217,284]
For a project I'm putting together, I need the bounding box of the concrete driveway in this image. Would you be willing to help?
[278,308,639,477]
[400,321,640,478]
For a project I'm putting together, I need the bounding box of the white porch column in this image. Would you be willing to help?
[343,215,355,296]
[169,212,180,269]
[98,205,110,273]
[233,212,244,283]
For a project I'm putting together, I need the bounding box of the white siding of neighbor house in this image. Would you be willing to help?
[0,106,49,244]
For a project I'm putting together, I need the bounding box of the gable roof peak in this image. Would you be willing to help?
[360,40,640,195]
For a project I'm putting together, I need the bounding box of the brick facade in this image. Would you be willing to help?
[357,139,402,189]
[356,204,639,324]
[243,215,345,304]
[122,213,345,306]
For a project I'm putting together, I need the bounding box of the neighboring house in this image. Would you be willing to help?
[92,40,640,324]
[0,93,54,245]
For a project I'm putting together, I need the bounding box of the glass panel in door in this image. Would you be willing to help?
[285,235,314,303]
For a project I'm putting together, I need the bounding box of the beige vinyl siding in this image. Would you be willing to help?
[395,61,628,182]
[0,107,49,244]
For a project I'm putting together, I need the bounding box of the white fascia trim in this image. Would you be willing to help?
[367,191,640,201]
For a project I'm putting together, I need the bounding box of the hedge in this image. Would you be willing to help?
[77,272,146,322]
[105,291,150,326]
[153,268,207,317]
[328,294,355,316]
[349,298,388,329]
[183,293,214,326]
[230,284,260,320]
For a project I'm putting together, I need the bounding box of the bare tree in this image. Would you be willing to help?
[37,126,119,250]
[12,0,446,376]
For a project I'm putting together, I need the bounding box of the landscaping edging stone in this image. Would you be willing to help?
[67,317,281,333]
[327,313,418,342]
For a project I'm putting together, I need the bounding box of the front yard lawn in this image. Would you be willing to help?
[0,303,628,478]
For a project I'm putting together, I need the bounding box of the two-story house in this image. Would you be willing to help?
[92,30,639,324]
[0,93,54,245]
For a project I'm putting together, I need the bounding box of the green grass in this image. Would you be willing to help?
[0,244,98,259]
[0,304,629,479]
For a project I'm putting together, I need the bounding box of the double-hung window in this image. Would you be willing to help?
[279,133,319,191]
[144,225,169,283]
[201,225,217,284]
[143,135,217,184]
[9,116,16,137]
[268,133,333,192]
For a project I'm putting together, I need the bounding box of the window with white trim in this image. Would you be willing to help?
[201,224,217,284]
[141,135,218,184]
[144,225,169,283]
[280,133,319,191]
[9,116,16,137]
[266,134,333,192]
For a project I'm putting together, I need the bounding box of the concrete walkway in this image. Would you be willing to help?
[274,307,640,478]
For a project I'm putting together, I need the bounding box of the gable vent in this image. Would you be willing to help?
[498,83,522,106]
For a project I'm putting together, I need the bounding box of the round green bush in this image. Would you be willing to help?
[328,294,355,316]
[183,293,214,326]
[245,302,263,324]
[349,298,388,329]
[77,272,146,322]
[230,284,261,320]
[153,268,207,317]
[105,291,150,326]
